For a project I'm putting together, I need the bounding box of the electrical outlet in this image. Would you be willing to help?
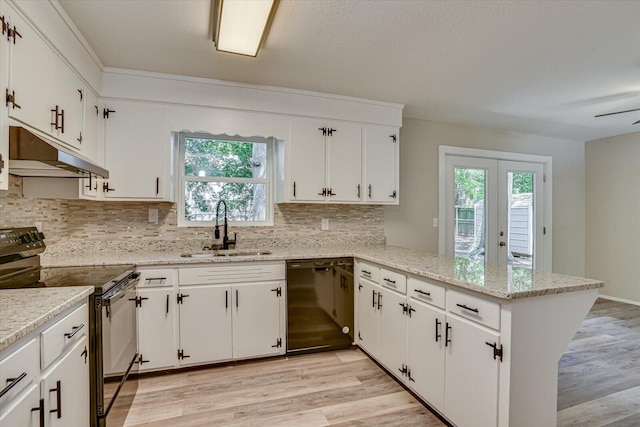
[321,218,329,231]
[433,218,439,228]
[148,208,159,223]
[35,221,43,232]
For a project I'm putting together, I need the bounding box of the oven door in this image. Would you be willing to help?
[98,278,139,427]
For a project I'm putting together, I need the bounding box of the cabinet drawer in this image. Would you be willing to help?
[358,262,379,283]
[447,289,500,330]
[0,338,38,403]
[179,262,285,285]
[408,277,445,309]
[41,304,88,368]
[380,268,407,294]
[138,268,176,287]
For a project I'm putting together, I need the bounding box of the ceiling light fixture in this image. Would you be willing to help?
[212,0,279,57]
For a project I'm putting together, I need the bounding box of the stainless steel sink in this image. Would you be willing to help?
[180,250,272,258]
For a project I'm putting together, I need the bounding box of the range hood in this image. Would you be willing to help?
[9,126,109,178]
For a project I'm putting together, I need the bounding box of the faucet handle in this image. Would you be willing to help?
[229,232,237,248]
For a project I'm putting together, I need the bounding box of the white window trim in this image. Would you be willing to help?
[176,132,275,227]
[438,145,553,272]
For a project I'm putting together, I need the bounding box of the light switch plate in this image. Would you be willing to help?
[148,208,159,223]
[321,218,329,231]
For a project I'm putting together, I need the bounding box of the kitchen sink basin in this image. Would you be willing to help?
[180,250,272,258]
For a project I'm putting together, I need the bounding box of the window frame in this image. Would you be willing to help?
[176,131,275,227]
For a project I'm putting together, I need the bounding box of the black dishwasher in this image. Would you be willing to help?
[286,258,354,354]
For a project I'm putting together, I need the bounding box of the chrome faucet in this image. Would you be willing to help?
[215,200,237,250]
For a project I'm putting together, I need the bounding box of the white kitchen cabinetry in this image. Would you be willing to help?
[136,280,178,372]
[376,285,407,379]
[101,100,170,200]
[51,57,83,151]
[177,285,232,365]
[444,315,500,427]
[232,282,283,359]
[41,336,90,427]
[364,125,399,204]
[81,88,102,165]
[0,0,8,190]
[288,118,362,203]
[406,299,445,412]
[0,300,90,427]
[356,275,379,356]
[177,262,286,367]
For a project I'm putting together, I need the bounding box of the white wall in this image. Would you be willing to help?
[586,132,640,303]
[384,118,586,277]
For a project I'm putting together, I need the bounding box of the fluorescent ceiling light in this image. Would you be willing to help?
[213,0,278,57]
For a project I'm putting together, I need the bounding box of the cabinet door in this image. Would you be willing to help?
[289,118,326,201]
[42,336,90,427]
[377,286,407,379]
[232,282,283,359]
[0,0,8,191]
[406,301,445,412]
[0,384,40,427]
[356,279,379,357]
[7,9,56,135]
[52,58,83,151]
[178,286,232,365]
[103,100,167,199]
[82,88,101,164]
[365,126,399,204]
[327,122,362,202]
[444,315,500,427]
[138,288,176,372]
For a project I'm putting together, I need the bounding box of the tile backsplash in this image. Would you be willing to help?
[1,176,385,253]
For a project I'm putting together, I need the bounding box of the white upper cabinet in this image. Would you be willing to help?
[364,125,399,204]
[0,1,8,190]
[6,7,56,136]
[101,100,170,200]
[288,118,362,203]
[52,56,84,150]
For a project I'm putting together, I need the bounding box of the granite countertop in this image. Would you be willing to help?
[41,245,604,300]
[0,286,94,352]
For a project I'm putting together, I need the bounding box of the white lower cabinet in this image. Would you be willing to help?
[178,285,232,365]
[42,335,90,427]
[356,261,502,427]
[444,315,500,427]
[0,384,41,427]
[0,300,90,427]
[136,262,286,370]
[137,287,178,371]
[406,300,445,412]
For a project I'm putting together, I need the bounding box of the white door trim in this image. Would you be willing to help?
[438,145,553,272]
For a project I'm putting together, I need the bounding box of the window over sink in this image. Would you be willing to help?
[177,132,274,226]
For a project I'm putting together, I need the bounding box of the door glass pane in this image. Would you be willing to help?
[454,168,486,262]
[507,172,534,269]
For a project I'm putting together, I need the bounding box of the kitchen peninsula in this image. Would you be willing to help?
[30,244,603,427]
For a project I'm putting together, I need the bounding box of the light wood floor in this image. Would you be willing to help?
[118,298,640,427]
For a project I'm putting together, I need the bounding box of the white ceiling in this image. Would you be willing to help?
[58,0,640,142]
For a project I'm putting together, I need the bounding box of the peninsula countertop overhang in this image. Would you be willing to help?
[40,245,604,300]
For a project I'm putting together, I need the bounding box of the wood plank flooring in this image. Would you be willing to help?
[118,298,640,426]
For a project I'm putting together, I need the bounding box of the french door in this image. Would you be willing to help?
[443,154,548,271]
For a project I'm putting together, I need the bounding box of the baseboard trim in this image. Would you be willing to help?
[598,293,640,307]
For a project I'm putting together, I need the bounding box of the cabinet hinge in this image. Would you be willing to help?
[177,349,190,360]
[327,128,336,136]
[103,108,116,119]
[129,296,149,307]
[398,363,408,376]
[543,227,546,235]
[390,134,397,143]
[78,89,83,101]
[399,302,408,315]
[5,89,20,109]
[271,338,282,348]
[7,25,21,44]
[485,342,503,362]
[318,126,327,136]
[137,354,149,365]
[177,293,189,304]
[358,331,362,341]
[543,174,547,183]
[1,16,6,36]
[271,287,282,297]
[389,190,397,199]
